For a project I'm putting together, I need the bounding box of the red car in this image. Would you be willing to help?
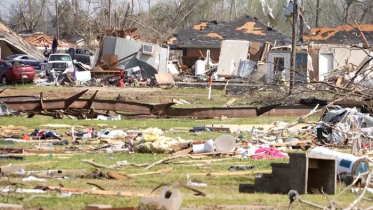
[0,61,35,85]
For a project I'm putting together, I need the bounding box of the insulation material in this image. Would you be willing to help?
[155,73,175,85]
[259,0,278,27]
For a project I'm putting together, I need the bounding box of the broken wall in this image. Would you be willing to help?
[182,48,220,66]
[319,45,367,68]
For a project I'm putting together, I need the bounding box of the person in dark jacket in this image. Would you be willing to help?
[52,37,58,53]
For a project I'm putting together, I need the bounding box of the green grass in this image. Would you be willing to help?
[0,116,368,209]
[0,152,371,209]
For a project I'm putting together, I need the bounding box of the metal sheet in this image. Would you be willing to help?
[161,107,257,118]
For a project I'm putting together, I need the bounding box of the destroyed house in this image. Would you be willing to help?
[0,22,44,60]
[168,15,291,66]
[302,25,373,81]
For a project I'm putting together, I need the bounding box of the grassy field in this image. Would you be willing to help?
[0,115,371,210]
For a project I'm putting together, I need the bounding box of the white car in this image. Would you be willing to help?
[46,54,75,75]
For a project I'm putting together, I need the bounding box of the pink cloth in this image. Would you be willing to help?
[251,147,288,159]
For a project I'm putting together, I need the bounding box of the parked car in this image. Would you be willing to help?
[0,61,35,85]
[67,48,92,65]
[46,54,75,75]
[4,54,42,70]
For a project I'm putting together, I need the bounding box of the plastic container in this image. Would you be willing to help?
[214,135,236,152]
[195,60,205,76]
[310,147,369,175]
[193,140,214,154]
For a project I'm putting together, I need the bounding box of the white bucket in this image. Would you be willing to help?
[195,60,205,76]
[310,147,369,175]
[193,139,214,154]
[214,135,236,152]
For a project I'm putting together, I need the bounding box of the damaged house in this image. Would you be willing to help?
[168,15,293,80]
[302,24,373,81]
[168,15,290,67]
[99,28,169,78]
[0,22,43,60]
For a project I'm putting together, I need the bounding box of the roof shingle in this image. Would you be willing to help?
[169,15,291,47]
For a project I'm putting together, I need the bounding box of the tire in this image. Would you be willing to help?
[1,76,8,86]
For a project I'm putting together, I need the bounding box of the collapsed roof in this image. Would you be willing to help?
[302,25,373,46]
[0,21,44,60]
[26,34,77,48]
[168,15,291,48]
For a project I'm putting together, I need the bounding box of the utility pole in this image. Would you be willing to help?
[55,0,59,40]
[108,0,111,29]
[315,0,320,27]
[299,0,304,36]
[289,0,298,95]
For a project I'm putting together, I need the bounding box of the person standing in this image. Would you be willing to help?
[52,37,58,53]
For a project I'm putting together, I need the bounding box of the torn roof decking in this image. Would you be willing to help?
[302,24,373,46]
[26,34,77,48]
[0,21,44,59]
[168,15,291,49]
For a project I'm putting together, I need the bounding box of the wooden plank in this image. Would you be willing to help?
[188,170,271,176]
[24,149,66,154]
[103,55,119,69]
[12,161,55,167]
[127,168,173,177]
[108,171,129,180]
[47,187,157,198]
[172,148,193,156]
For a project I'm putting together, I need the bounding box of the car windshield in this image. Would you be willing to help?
[49,55,71,61]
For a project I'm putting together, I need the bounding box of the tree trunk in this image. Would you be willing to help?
[316,0,320,27]
[29,0,33,32]
[108,0,111,29]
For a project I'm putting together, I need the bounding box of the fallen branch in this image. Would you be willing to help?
[145,155,190,170]
[331,170,370,203]
[81,159,148,169]
[81,159,114,169]
[86,182,105,190]
[299,199,327,209]
[344,170,373,210]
